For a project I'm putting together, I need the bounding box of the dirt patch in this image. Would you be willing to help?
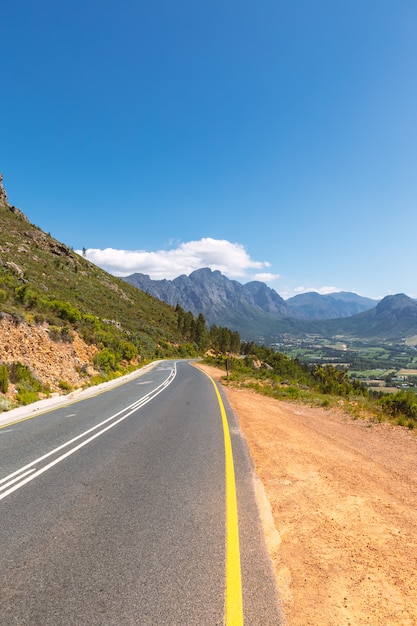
[196,364,417,626]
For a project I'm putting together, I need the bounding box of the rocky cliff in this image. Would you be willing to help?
[124,267,296,328]
[0,313,98,407]
[0,172,29,221]
[0,173,8,206]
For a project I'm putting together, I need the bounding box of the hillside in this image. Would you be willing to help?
[320,294,417,340]
[0,176,206,405]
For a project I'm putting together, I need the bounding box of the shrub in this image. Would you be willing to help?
[0,364,9,393]
[9,362,35,385]
[48,326,62,342]
[9,363,44,400]
[49,300,82,323]
[49,325,74,343]
[14,285,39,308]
[379,390,417,420]
[60,326,73,342]
[120,341,138,361]
[93,348,118,372]
[16,389,39,405]
[0,397,12,412]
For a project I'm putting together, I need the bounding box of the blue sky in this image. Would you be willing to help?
[2,0,416,300]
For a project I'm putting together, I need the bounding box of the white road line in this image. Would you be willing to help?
[0,468,37,492]
[0,363,177,501]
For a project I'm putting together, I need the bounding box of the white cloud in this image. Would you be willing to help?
[76,238,275,282]
[294,285,342,295]
[254,272,281,282]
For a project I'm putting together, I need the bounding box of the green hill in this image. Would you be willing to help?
[1,184,224,410]
[0,199,186,349]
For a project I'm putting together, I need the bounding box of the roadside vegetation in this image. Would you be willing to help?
[2,199,417,427]
[204,343,417,429]
[0,201,241,411]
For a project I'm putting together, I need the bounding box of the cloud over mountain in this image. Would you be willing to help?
[76,238,280,282]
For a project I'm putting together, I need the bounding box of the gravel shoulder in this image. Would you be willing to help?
[197,364,417,626]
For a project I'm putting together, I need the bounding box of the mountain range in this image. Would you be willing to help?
[1,168,416,348]
[123,269,417,342]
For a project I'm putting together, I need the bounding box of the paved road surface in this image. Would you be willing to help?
[0,360,283,624]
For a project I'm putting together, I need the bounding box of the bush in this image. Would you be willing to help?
[9,362,35,385]
[49,325,74,343]
[16,389,39,405]
[379,390,417,420]
[0,397,12,412]
[0,364,9,393]
[14,285,39,308]
[49,300,82,323]
[120,341,138,361]
[93,348,118,372]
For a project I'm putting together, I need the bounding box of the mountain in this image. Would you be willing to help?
[322,293,417,340]
[286,291,378,319]
[123,270,417,343]
[123,268,299,333]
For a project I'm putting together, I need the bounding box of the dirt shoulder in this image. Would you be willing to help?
[196,364,417,626]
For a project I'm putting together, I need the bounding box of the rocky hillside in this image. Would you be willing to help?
[0,174,206,409]
[0,313,98,407]
[124,268,301,339]
[124,268,294,320]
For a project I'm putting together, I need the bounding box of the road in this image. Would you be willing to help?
[0,360,283,625]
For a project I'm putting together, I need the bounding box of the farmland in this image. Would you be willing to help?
[273,335,417,393]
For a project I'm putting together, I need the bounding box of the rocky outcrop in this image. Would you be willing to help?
[0,315,98,399]
[0,172,29,222]
[0,173,9,206]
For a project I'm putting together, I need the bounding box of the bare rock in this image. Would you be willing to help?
[0,173,9,206]
[0,172,29,221]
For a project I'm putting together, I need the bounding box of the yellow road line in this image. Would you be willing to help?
[206,373,244,625]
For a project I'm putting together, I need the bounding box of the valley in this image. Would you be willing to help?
[272,335,417,394]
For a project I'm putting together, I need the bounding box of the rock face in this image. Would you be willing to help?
[0,314,98,398]
[0,173,29,222]
[0,173,9,206]
[124,267,296,327]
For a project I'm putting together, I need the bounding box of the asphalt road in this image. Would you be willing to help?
[0,360,283,625]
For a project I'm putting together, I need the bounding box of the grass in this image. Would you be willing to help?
[207,353,417,431]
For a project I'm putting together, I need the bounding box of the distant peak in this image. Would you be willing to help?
[376,293,416,314]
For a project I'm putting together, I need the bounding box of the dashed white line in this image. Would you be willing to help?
[0,363,177,501]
